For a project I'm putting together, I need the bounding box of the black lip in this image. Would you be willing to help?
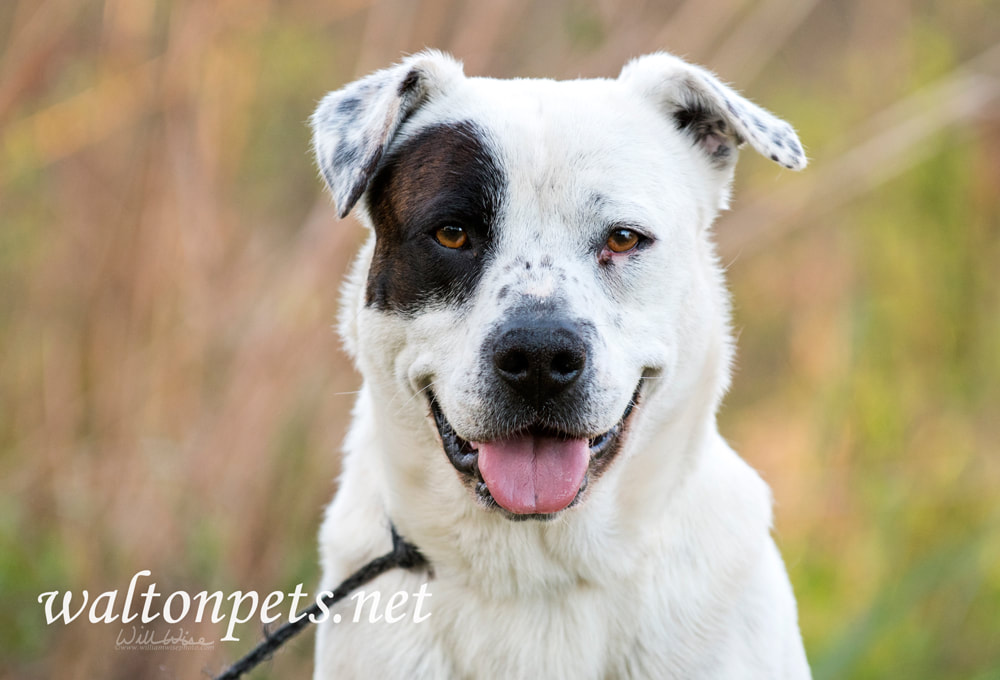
[428,384,642,517]
[429,398,479,477]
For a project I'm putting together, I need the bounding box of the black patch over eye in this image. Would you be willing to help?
[434,225,469,249]
[364,121,504,313]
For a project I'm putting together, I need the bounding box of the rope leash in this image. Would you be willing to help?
[212,526,428,680]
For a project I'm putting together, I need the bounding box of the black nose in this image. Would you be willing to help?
[491,319,588,405]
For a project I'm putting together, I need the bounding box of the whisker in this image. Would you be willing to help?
[394,381,436,417]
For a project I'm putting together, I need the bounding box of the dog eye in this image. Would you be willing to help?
[434,225,468,249]
[605,228,641,253]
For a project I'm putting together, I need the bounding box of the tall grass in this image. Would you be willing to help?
[1,1,998,678]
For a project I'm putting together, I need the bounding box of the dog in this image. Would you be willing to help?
[309,50,811,679]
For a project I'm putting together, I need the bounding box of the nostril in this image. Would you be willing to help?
[495,348,530,378]
[551,349,584,378]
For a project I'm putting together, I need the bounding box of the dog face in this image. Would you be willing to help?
[312,51,805,520]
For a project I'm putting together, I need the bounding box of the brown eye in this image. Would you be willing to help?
[434,225,468,249]
[606,228,640,253]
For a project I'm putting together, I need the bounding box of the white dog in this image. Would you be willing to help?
[309,50,811,679]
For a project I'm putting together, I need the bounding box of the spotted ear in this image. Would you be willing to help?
[310,50,465,218]
[619,52,807,171]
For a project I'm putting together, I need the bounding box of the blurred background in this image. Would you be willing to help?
[1,0,998,678]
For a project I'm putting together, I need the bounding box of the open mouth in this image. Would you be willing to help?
[428,386,641,519]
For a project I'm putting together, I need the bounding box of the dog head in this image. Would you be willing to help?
[312,50,805,521]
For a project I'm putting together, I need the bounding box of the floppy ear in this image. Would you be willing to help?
[619,52,807,171]
[310,50,465,218]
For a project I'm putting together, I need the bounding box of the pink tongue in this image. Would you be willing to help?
[476,434,590,514]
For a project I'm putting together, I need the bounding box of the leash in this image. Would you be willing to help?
[213,526,428,680]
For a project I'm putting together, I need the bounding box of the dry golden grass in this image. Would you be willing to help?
[2,1,998,678]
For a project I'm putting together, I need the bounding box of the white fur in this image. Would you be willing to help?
[312,51,810,679]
